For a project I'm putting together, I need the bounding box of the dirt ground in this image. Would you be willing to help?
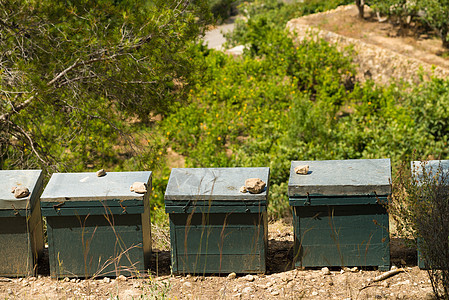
[297,4,449,70]
[0,220,434,299]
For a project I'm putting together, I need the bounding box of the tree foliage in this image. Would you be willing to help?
[419,0,449,48]
[0,0,211,171]
[366,0,449,48]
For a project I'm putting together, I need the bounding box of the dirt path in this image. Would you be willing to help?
[287,5,449,85]
[203,17,236,50]
[297,5,449,70]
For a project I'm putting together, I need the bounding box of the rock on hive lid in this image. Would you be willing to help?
[288,159,391,197]
[165,167,270,201]
[0,170,43,210]
[41,171,152,202]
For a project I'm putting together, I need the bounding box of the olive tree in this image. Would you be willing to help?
[418,0,449,48]
[0,0,211,171]
[355,0,365,18]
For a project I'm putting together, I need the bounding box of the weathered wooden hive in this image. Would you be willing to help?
[40,171,152,278]
[288,159,391,270]
[0,170,44,276]
[165,167,270,274]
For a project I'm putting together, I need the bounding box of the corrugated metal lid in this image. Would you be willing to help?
[41,171,152,202]
[288,159,391,197]
[0,170,43,210]
[164,167,270,201]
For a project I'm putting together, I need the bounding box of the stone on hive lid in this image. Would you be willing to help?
[294,165,309,175]
[96,169,106,177]
[0,170,43,210]
[245,178,266,194]
[130,182,147,194]
[13,187,30,198]
[164,167,270,201]
[40,171,152,202]
[288,159,391,196]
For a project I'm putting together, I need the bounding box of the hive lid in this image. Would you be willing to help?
[164,167,270,201]
[288,159,391,197]
[41,171,152,202]
[0,170,43,210]
[411,160,449,184]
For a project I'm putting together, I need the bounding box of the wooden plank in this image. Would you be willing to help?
[170,212,267,274]
[289,196,388,206]
[292,204,390,270]
[47,214,147,278]
[165,205,266,214]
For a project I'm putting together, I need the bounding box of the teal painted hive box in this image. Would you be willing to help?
[411,160,449,270]
[288,159,391,270]
[41,171,152,278]
[0,170,44,276]
[165,167,269,275]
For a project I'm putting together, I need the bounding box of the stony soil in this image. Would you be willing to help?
[287,5,449,85]
[0,220,434,299]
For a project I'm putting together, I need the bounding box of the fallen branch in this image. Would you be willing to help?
[359,284,382,291]
[358,267,405,294]
[372,267,404,282]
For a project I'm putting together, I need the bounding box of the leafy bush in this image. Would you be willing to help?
[155,4,449,222]
[5,0,449,226]
[368,0,449,47]
[418,0,449,48]
[225,0,353,48]
[209,0,241,23]
[391,161,449,299]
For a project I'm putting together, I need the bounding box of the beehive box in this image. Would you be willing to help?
[411,160,449,269]
[40,171,152,278]
[165,167,269,274]
[0,170,44,276]
[288,159,391,270]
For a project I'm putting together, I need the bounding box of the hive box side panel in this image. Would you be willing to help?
[0,217,34,276]
[47,214,145,278]
[170,213,267,274]
[141,191,152,269]
[29,199,44,261]
[293,205,390,270]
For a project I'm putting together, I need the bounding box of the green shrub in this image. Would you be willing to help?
[391,161,449,299]
[153,2,449,223]
[225,0,353,48]
[209,0,241,23]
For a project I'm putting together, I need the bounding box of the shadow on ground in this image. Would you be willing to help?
[267,239,295,274]
[150,250,171,276]
[390,237,417,267]
[35,237,418,277]
[37,248,50,276]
